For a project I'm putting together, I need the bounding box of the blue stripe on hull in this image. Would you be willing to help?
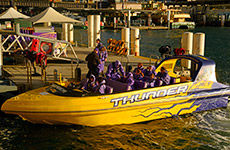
[194,97,229,112]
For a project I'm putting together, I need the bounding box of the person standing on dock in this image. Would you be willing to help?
[96,39,104,50]
[85,48,101,78]
[98,47,108,76]
[95,39,108,76]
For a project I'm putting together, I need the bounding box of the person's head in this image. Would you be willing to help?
[150,73,155,79]
[160,67,166,73]
[147,65,152,71]
[100,46,106,52]
[114,60,121,68]
[137,63,143,68]
[89,75,96,83]
[94,48,99,54]
[126,72,133,78]
[96,39,101,44]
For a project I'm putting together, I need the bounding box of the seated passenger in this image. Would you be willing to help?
[133,69,144,80]
[156,67,171,86]
[143,65,156,77]
[97,78,106,94]
[106,60,125,80]
[146,73,157,88]
[125,72,135,90]
[133,63,144,74]
[82,75,97,92]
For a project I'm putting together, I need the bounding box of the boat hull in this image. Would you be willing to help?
[2,80,230,126]
[14,97,228,126]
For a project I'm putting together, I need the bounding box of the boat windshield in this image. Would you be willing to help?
[46,83,97,97]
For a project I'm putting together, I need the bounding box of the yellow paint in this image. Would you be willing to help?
[1,81,208,126]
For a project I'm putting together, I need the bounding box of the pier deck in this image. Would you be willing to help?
[3,47,159,91]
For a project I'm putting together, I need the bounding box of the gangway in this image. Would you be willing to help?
[0,23,78,63]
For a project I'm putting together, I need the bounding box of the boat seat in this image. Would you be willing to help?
[143,76,150,81]
[170,77,176,84]
[134,80,147,90]
[104,78,131,93]
[105,85,113,94]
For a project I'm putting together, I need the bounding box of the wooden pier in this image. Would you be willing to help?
[3,46,159,91]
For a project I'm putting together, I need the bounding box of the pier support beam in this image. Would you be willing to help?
[87,15,94,48]
[94,15,101,47]
[221,15,225,27]
[193,33,205,56]
[0,34,2,77]
[167,10,171,30]
[147,14,151,26]
[114,17,117,29]
[68,23,74,43]
[62,23,68,42]
[181,32,193,68]
[127,10,131,28]
[203,15,206,26]
[121,28,125,41]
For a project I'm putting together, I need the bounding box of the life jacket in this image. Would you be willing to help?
[174,48,185,56]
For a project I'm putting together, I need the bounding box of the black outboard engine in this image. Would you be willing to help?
[159,45,171,59]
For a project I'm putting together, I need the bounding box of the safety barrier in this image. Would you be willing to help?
[107,38,128,56]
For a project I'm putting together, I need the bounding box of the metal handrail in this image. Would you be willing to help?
[149,54,160,66]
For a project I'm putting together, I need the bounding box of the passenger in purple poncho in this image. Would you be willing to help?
[96,39,104,50]
[106,60,125,80]
[143,65,156,77]
[98,47,108,74]
[133,63,144,74]
[156,67,171,86]
[133,69,144,81]
[82,75,98,92]
[125,72,135,90]
[97,78,106,94]
[146,73,156,88]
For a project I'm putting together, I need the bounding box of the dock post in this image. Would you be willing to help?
[94,15,101,47]
[75,67,81,82]
[68,23,74,44]
[193,33,205,56]
[167,10,171,30]
[124,28,130,55]
[54,69,58,81]
[87,15,94,48]
[0,34,2,77]
[127,10,131,28]
[221,15,225,27]
[181,32,193,68]
[62,23,68,42]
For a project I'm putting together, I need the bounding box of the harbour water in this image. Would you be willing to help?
[1,27,230,150]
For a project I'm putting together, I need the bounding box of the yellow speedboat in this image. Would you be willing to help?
[1,55,230,126]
